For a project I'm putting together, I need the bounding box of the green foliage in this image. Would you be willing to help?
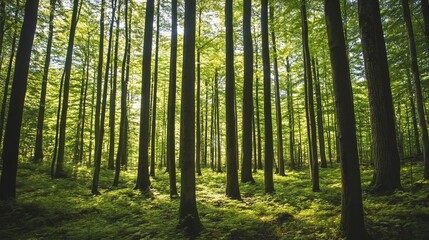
[1,162,428,239]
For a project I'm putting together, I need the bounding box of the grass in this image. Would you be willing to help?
[0,160,428,239]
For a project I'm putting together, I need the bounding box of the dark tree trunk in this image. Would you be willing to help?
[32,0,56,163]
[286,57,295,169]
[135,0,154,192]
[79,35,90,165]
[402,0,429,179]
[109,0,121,171]
[73,63,86,164]
[0,0,4,62]
[358,0,401,193]
[167,0,178,197]
[324,0,370,238]
[312,58,327,168]
[225,0,241,200]
[241,0,255,183]
[0,0,39,201]
[406,71,421,156]
[270,5,285,177]
[301,0,319,192]
[215,71,222,173]
[421,0,429,49]
[0,0,19,152]
[178,0,202,233]
[261,0,274,194]
[93,0,116,194]
[54,0,80,178]
[254,39,263,170]
[150,0,161,178]
[195,9,202,176]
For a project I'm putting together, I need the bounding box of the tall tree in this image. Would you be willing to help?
[324,0,370,238]
[54,0,80,178]
[225,0,241,200]
[241,0,255,183]
[93,0,117,194]
[421,0,429,49]
[301,0,319,192]
[0,0,39,200]
[270,4,285,176]
[135,0,154,192]
[195,7,202,176]
[150,0,161,177]
[261,0,274,194]
[358,0,401,193]
[312,58,327,168]
[402,0,429,179]
[178,0,202,233]
[286,57,295,169]
[167,0,178,197]
[32,0,56,163]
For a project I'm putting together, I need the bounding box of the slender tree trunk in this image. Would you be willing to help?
[136,0,154,192]
[324,0,369,238]
[80,36,90,164]
[166,0,178,197]
[255,39,263,170]
[312,58,327,168]
[150,0,160,177]
[73,65,85,163]
[402,0,429,179]
[225,0,241,200]
[0,0,19,151]
[358,0,401,193]
[195,9,202,176]
[301,0,320,192]
[286,57,295,169]
[270,5,285,176]
[421,0,429,50]
[261,0,274,194]
[241,0,255,183]
[178,0,202,233]
[32,0,56,163]
[54,0,80,178]
[215,71,222,173]
[109,0,121,171]
[0,0,39,200]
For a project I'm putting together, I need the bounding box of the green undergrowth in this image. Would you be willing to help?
[0,161,428,239]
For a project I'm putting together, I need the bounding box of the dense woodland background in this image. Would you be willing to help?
[0,0,429,239]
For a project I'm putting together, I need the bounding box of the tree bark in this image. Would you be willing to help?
[261,0,274,194]
[0,0,39,200]
[312,58,327,168]
[402,0,429,179]
[358,0,401,193]
[324,0,370,238]
[178,0,202,233]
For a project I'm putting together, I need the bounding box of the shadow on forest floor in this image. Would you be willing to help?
[0,161,428,239]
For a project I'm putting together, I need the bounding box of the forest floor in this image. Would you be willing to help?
[0,161,428,239]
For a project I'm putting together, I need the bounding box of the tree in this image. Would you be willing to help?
[135,0,154,192]
[167,0,178,197]
[241,0,255,183]
[324,0,370,238]
[401,0,429,180]
[358,0,401,193]
[0,0,39,200]
[270,4,285,176]
[54,0,80,178]
[301,0,319,192]
[225,0,241,200]
[178,0,202,234]
[261,0,274,194]
[31,0,57,163]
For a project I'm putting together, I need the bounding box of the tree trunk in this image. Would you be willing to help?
[150,0,161,177]
[241,0,255,183]
[402,0,429,179]
[301,0,319,192]
[0,0,39,201]
[261,0,274,194]
[358,0,401,193]
[254,38,263,171]
[166,0,178,197]
[32,0,56,163]
[178,0,202,233]
[195,9,202,176]
[324,0,369,238]
[225,0,241,200]
[54,0,80,178]
[215,71,222,173]
[312,58,327,168]
[135,0,154,192]
[270,5,285,177]
[286,57,295,169]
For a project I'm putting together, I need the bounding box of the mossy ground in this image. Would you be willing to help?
[1,161,428,239]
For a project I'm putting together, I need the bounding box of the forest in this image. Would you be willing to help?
[0,0,429,239]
